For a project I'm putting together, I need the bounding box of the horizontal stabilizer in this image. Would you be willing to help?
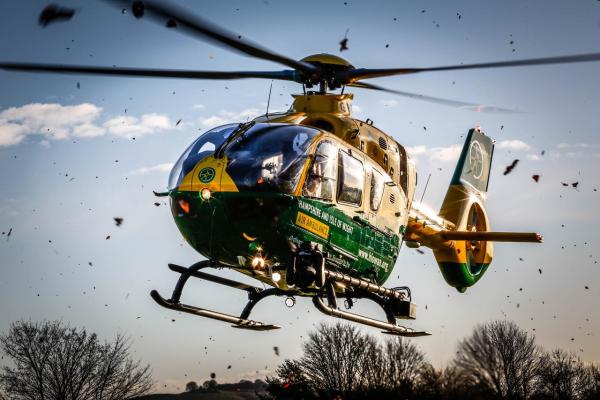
[440,231,542,243]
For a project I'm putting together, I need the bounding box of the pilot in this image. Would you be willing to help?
[303,159,333,201]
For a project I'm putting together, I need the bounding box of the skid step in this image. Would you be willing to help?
[151,290,280,331]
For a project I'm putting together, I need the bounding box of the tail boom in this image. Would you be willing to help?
[404,128,541,292]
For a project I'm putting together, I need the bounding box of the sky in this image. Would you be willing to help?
[1,0,599,393]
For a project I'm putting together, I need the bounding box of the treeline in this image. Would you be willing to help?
[0,321,152,400]
[264,320,600,400]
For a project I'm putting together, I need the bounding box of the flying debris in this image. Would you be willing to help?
[38,4,75,27]
[273,346,280,356]
[339,29,349,52]
[532,175,540,182]
[113,217,124,227]
[503,159,519,175]
[132,1,145,18]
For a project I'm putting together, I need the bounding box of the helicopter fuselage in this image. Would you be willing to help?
[167,106,413,292]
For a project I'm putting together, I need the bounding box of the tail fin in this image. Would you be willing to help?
[434,128,495,292]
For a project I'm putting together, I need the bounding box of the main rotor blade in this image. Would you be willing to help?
[342,52,600,82]
[0,62,297,81]
[107,0,318,75]
[348,82,521,113]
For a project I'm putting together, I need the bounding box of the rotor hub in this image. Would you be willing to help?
[299,53,355,90]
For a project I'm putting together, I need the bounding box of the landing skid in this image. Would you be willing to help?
[150,261,430,336]
[150,261,282,330]
[311,285,430,337]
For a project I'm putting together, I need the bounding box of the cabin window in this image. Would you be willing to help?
[370,169,384,211]
[337,150,364,206]
[302,141,337,201]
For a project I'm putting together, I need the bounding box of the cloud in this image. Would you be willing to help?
[496,139,531,151]
[405,145,427,157]
[0,103,175,146]
[406,144,461,162]
[129,163,174,176]
[429,144,462,162]
[192,104,205,110]
[199,108,261,128]
[410,140,530,163]
[556,142,589,149]
[0,103,103,146]
[104,113,172,138]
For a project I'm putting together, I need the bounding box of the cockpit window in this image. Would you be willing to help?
[168,124,237,190]
[224,124,318,194]
[303,141,337,201]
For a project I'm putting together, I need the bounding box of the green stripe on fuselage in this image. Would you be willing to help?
[169,191,400,285]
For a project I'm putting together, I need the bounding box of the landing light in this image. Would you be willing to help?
[285,297,296,307]
[178,199,190,214]
[272,272,281,283]
[201,188,211,200]
[251,256,265,269]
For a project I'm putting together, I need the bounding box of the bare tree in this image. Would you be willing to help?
[266,359,318,400]
[185,381,199,392]
[268,322,431,399]
[454,320,542,400]
[536,349,596,400]
[582,364,600,400]
[381,336,429,394]
[0,320,153,400]
[299,322,374,395]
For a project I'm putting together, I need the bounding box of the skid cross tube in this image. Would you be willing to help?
[324,269,406,300]
[150,262,283,330]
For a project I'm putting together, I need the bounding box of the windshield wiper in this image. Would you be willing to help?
[215,121,256,158]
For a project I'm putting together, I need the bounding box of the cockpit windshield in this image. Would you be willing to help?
[224,124,319,194]
[168,124,238,190]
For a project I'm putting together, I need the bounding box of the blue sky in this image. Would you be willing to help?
[1,0,600,392]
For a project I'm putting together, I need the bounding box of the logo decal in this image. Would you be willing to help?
[468,140,484,179]
[198,167,216,183]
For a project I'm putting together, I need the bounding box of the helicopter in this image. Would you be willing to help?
[3,1,600,336]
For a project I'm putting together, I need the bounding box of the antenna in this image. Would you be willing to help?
[419,173,432,204]
[266,80,273,117]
